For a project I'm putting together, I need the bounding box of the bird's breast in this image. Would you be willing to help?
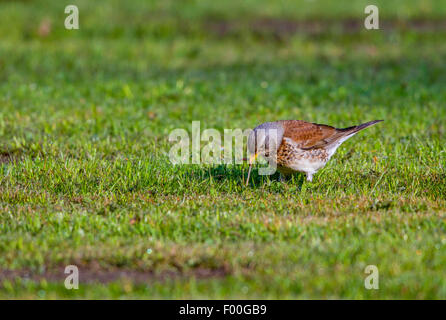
[276,138,330,173]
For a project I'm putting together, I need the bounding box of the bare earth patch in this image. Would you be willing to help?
[0,150,22,165]
[0,152,13,164]
[0,265,229,285]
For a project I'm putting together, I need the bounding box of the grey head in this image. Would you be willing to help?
[248,121,285,158]
[246,121,284,186]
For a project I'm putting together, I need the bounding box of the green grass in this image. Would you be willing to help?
[0,0,445,299]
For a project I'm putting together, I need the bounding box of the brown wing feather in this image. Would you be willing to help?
[279,119,383,150]
[279,120,338,149]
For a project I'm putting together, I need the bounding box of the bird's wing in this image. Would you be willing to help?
[281,120,341,149]
[281,120,383,150]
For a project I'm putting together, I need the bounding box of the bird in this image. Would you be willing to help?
[246,119,383,185]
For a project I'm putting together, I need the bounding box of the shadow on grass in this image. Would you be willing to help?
[181,164,307,190]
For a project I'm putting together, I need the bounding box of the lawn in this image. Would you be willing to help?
[0,0,445,299]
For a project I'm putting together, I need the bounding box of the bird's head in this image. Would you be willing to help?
[246,121,284,185]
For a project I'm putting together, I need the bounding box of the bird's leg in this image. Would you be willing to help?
[279,173,290,183]
[306,173,313,182]
[279,174,286,183]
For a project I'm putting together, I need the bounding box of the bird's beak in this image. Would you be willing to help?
[245,153,258,186]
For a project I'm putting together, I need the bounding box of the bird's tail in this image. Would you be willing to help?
[314,120,383,149]
[300,119,383,150]
[339,120,384,135]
